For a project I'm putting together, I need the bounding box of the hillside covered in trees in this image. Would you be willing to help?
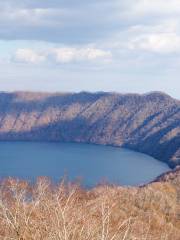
[0,91,179,167]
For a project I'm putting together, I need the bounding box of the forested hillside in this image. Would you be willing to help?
[0,91,179,167]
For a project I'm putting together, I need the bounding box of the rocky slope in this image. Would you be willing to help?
[0,91,179,167]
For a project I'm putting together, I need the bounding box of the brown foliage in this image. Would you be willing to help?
[0,177,179,240]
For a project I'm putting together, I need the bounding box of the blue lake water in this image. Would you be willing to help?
[0,141,170,186]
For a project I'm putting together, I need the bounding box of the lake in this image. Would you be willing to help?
[0,141,170,186]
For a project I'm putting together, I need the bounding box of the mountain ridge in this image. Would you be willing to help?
[0,91,179,167]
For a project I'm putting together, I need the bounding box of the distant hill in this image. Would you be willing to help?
[0,91,179,167]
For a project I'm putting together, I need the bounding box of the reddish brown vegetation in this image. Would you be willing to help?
[0,174,179,240]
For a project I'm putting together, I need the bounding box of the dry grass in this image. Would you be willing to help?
[0,177,179,240]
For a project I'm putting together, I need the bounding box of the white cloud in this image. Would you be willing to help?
[15,49,46,63]
[0,7,66,27]
[128,18,179,35]
[52,47,112,63]
[127,18,180,54]
[13,47,112,64]
[129,33,180,53]
[130,0,180,16]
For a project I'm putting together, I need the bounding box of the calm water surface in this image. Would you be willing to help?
[0,141,170,186]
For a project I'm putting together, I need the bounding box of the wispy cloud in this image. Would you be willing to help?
[128,33,180,53]
[126,19,180,53]
[130,0,180,16]
[13,47,112,64]
[52,48,112,63]
[14,48,46,63]
[0,1,120,43]
[0,0,180,97]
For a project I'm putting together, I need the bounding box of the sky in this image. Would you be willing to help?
[0,0,180,98]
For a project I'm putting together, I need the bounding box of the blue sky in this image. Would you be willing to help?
[0,0,180,98]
